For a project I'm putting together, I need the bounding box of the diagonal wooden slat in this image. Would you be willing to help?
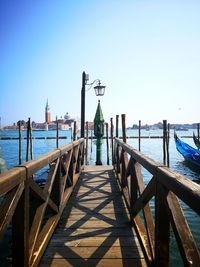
[30,214,59,267]
[0,183,24,240]
[29,178,58,213]
[29,159,59,263]
[60,150,73,205]
[131,176,156,217]
[166,190,200,266]
[44,159,60,195]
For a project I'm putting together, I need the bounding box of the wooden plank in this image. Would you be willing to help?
[0,183,24,240]
[62,219,130,229]
[48,236,139,247]
[63,213,129,221]
[54,227,137,237]
[41,246,144,259]
[39,258,147,267]
[63,208,128,215]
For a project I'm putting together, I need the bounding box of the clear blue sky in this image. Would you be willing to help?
[0,0,200,127]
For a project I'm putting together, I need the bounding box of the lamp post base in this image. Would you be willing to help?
[96,138,102,165]
[96,160,102,165]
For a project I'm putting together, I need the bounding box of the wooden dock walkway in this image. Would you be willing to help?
[39,166,147,267]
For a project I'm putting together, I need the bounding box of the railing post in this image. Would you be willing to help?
[12,179,29,267]
[155,182,170,267]
[130,158,138,214]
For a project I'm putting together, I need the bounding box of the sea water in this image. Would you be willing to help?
[0,128,200,266]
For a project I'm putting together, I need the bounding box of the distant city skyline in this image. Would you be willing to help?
[0,1,200,127]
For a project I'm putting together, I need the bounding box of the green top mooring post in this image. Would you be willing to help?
[94,100,105,138]
[94,100,104,165]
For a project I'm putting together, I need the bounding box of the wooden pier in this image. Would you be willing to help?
[39,166,146,266]
[0,135,200,267]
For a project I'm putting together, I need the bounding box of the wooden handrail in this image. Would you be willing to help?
[114,137,200,267]
[0,138,84,267]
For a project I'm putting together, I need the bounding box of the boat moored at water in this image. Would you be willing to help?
[193,132,200,149]
[174,133,200,167]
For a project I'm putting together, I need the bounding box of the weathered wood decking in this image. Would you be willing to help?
[39,166,147,267]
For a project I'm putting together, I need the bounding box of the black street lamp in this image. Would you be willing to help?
[81,71,106,138]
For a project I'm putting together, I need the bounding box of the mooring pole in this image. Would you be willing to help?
[116,115,119,138]
[163,120,167,165]
[73,121,77,141]
[106,122,109,165]
[30,118,33,160]
[18,120,22,165]
[56,119,59,148]
[110,118,114,164]
[139,120,141,151]
[121,114,126,143]
[81,71,86,138]
[85,121,89,164]
[26,118,30,162]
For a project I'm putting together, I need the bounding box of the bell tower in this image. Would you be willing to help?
[45,99,51,124]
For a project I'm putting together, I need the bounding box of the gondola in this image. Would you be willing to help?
[193,132,200,149]
[174,133,200,167]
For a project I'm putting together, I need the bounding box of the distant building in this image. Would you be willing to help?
[45,99,51,124]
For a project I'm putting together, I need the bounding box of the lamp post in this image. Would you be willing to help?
[80,71,106,138]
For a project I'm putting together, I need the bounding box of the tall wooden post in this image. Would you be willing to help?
[26,118,30,162]
[81,71,86,138]
[116,115,119,138]
[56,119,59,148]
[106,123,109,165]
[121,114,126,143]
[30,119,33,160]
[167,123,170,167]
[110,118,114,164]
[18,120,22,165]
[85,121,88,164]
[73,121,77,141]
[90,129,93,153]
[163,120,167,165]
[139,120,141,151]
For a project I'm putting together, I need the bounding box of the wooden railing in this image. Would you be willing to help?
[0,138,84,267]
[114,137,200,267]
